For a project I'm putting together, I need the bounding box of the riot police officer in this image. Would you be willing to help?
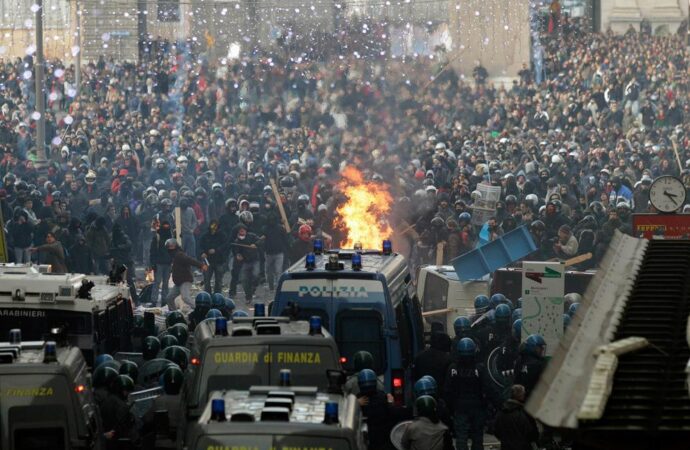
[101,375,141,449]
[188,291,212,331]
[401,395,452,450]
[514,334,547,397]
[343,350,384,396]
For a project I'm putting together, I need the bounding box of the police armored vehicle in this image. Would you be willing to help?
[185,314,342,419]
[0,264,134,364]
[273,240,425,405]
[185,385,366,450]
[0,333,102,450]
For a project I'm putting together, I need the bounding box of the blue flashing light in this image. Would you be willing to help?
[43,341,57,363]
[324,401,339,424]
[279,369,291,387]
[9,329,21,344]
[211,398,227,422]
[309,316,323,335]
[215,317,228,336]
[305,253,316,270]
[351,253,362,270]
[254,303,266,317]
[313,239,324,255]
[382,239,392,255]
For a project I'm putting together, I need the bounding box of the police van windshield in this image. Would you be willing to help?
[198,435,351,450]
[198,343,338,406]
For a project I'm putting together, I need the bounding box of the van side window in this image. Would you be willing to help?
[336,310,386,374]
[422,273,449,312]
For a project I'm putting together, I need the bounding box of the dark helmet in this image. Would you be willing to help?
[160,334,179,350]
[119,360,139,381]
[297,194,310,206]
[505,195,517,205]
[512,308,522,322]
[490,293,506,309]
[524,334,546,356]
[279,175,295,189]
[225,298,236,312]
[589,201,604,216]
[166,311,187,328]
[163,345,189,371]
[414,377,437,398]
[430,216,445,228]
[195,291,212,309]
[512,319,522,341]
[143,336,161,361]
[357,368,378,393]
[458,212,472,223]
[93,365,119,389]
[194,187,207,198]
[112,374,135,395]
[162,365,185,395]
[353,351,374,372]
[206,308,223,319]
[164,238,179,250]
[167,323,189,347]
[160,198,174,208]
[494,304,512,323]
[563,314,572,329]
[456,337,477,357]
[568,303,579,317]
[415,395,438,420]
[211,293,225,309]
[232,310,249,318]
[516,297,523,308]
[530,220,546,232]
[453,316,471,336]
[154,179,166,189]
[95,354,114,368]
[474,295,490,311]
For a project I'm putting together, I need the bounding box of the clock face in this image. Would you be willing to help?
[649,176,686,213]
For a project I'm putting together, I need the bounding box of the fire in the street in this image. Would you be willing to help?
[334,167,393,249]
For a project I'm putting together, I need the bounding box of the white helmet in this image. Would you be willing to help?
[122,143,131,151]
[551,154,564,164]
[177,155,188,163]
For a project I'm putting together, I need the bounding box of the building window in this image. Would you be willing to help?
[158,0,180,22]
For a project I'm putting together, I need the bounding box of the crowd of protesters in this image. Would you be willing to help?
[0,16,688,305]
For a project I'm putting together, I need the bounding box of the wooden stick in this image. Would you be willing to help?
[436,241,445,266]
[174,206,182,248]
[270,178,291,233]
[422,308,454,318]
[671,136,683,175]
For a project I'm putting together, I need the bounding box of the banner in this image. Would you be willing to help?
[471,183,501,225]
[521,261,565,356]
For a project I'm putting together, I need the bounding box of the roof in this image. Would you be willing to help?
[199,386,359,430]
[286,250,408,282]
[194,317,337,345]
[0,341,86,375]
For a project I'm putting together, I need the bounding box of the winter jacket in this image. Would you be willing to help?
[86,225,111,258]
[199,227,228,266]
[35,241,68,273]
[7,219,33,248]
[401,417,450,450]
[150,228,173,267]
[170,248,203,285]
[493,399,539,450]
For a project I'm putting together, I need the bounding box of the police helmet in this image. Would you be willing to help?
[142,336,161,361]
[563,314,572,329]
[516,297,523,309]
[524,334,546,356]
[160,334,179,350]
[512,308,522,322]
[95,353,114,368]
[530,220,546,232]
[164,238,179,250]
[564,293,581,310]
[163,345,189,371]
[167,323,189,347]
[93,366,119,389]
[494,304,512,323]
[414,378,437,398]
[458,212,472,223]
[456,337,477,357]
[415,395,438,420]
[505,195,517,205]
[453,316,471,336]
[112,374,135,395]
[195,291,212,309]
[119,360,139,381]
[474,295,490,311]
[225,198,238,209]
[490,293,506,309]
[232,310,249,318]
[297,194,310,205]
[568,303,579,317]
[166,310,187,328]
[357,369,378,393]
[420,375,438,392]
[353,351,374,372]
[206,308,223,319]
[211,293,225,309]
[162,365,185,395]
[225,298,236,312]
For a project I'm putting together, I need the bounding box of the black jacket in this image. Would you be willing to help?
[493,399,539,450]
[412,334,452,389]
[199,227,228,266]
[150,227,173,266]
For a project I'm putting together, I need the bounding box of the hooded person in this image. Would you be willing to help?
[412,332,453,390]
[200,219,228,294]
[289,223,313,263]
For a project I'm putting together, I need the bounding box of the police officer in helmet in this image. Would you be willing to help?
[343,350,385,395]
[401,395,453,450]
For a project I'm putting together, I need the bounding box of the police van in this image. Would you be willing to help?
[185,385,365,450]
[416,265,489,333]
[184,315,342,419]
[272,241,425,405]
[0,264,134,365]
[0,337,102,450]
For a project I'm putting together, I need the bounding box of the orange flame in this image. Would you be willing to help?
[334,167,393,249]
